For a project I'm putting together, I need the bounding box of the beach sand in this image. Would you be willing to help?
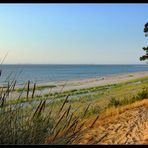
[38,71,148,92]
[6,71,148,100]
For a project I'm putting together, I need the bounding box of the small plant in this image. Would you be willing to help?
[108,97,121,108]
[128,74,133,77]
[87,104,101,116]
[136,87,148,100]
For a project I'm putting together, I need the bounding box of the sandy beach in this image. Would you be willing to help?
[38,71,148,93]
[6,71,148,100]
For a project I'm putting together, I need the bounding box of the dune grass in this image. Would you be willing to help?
[4,76,148,107]
[0,74,148,144]
[0,89,85,144]
[15,84,56,92]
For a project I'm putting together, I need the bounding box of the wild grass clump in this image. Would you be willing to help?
[108,86,148,108]
[0,80,85,144]
[15,84,56,92]
[108,97,121,108]
[0,62,148,145]
[135,86,148,100]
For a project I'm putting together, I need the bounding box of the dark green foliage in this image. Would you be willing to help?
[144,22,148,33]
[140,55,148,61]
[140,22,148,61]
[108,97,121,108]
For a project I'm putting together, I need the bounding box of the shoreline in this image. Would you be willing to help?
[4,70,148,100]
[37,71,148,90]
[2,71,148,90]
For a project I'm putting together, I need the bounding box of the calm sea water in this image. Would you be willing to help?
[0,64,148,85]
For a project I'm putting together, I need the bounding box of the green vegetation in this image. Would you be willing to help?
[4,76,148,106]
[0,89,85,144]
[15,84,56,92]
[108,86,148,108]
[108,97,121,107]
[140,22,148,61]
[0,75,148,144]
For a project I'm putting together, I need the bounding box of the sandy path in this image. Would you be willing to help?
[76,100,148,144]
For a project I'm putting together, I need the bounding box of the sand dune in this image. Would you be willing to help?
[75,99,148,144]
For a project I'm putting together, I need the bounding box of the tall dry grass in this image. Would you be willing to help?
[0,78,86,144]
[0,55,147,144]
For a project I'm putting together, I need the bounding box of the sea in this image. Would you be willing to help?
[0,64,148,85]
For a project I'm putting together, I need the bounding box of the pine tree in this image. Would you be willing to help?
[140,22,148,61]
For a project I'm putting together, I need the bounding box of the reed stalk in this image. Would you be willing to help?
[32,83,36,99]
[83,103,91,118]
[26,80,30,99]
[89,114,100,128]
[58,95,69,114]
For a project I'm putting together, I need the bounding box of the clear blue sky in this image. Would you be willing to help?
[0,4,148,64]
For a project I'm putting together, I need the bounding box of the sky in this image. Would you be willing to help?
[0,4,148,64]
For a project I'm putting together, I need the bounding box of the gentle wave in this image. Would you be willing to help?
[0,64,148,84]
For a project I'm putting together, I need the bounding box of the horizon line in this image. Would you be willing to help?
[2,63,147,65]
